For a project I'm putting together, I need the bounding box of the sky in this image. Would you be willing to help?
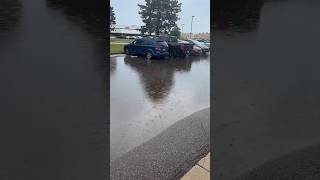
[110,0,210,33]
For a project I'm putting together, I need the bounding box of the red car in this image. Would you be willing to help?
[191,45,203,56]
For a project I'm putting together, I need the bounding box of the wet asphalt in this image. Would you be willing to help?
[110,108,210,180]
[110,55,210,162]
[1,0,210,179]
[0,1,106,180]
[235,144,320,180]
[213,0,320,179]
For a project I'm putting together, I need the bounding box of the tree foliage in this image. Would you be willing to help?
[138,0,181,35]
[170,26,181,38]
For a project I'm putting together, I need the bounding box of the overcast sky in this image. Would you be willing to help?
[110,0,210,33]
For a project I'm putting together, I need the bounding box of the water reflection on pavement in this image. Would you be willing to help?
[213,0,320,179]
[110,55,210,161]
[0,1,106,179]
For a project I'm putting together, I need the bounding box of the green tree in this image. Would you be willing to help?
[110,6,116,30]
[138,0,181,35]
[170,26,181,38]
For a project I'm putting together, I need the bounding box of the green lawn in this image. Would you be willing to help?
[110,43,124,54]
[110,38,133,43]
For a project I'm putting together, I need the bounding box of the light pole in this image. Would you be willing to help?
[190,16,195,39]
[181,24,184,39]
[181,24,184,34]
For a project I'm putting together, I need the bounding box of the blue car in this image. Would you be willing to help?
[124,37,169,59]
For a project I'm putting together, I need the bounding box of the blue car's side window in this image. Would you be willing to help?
[136,40,142,44]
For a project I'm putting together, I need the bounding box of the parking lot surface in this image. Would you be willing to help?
[110,108,210,180]
[0,1,106,179]
[110,55,210,161]
[213,0,320,179]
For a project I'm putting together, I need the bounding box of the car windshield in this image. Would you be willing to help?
[191,40,203,46]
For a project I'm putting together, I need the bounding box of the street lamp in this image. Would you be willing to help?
[190,16,195,39]
[181,24,184,34]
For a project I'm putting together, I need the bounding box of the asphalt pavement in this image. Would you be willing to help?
[235,144,320,180]
[213,0,320,179]
[0,1,107,180]
[110,108,210,180]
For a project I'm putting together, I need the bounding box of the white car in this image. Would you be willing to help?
[197,40,210,48]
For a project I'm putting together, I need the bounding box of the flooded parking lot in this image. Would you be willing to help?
[0,1,106,179]
[213,0,320,179]
[110,55,210,161]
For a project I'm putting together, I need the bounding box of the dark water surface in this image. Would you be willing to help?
[0,1,106,179]
[110,55,210,161]
[213,0,320,179]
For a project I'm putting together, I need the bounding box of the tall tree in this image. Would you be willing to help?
[170,26,181,38]
[138,0,181,35]
[110,6,116,30]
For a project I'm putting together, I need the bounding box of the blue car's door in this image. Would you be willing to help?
[132,39,143,55]
[141,39,154,55]
[127,40,136,54]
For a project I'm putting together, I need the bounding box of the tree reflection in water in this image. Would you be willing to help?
[124,56,208,103]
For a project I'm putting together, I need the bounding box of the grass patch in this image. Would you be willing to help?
[110,43,124,54]
[110,38,133,43]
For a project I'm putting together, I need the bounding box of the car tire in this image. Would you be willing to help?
[172,49,176,57]
[185,50,190,57]
[145,51,152,60]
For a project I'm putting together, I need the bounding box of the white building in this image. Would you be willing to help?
[110,25,142,36]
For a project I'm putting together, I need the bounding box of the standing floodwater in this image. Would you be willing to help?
[214,0,320,179]
[110,55,210,161]
[0,1,106,180]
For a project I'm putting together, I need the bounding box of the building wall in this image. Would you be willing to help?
[180,32,210,40]
[110,25,142,36]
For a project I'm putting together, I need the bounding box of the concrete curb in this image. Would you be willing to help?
[181,153,210,180]
[110,54,125,57]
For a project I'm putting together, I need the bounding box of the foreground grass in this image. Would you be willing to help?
[110,44,124,54]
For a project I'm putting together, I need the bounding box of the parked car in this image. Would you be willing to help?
[152,36,193,57]
[124,37,169,59]
[175,40,194,57]
[197,39,210,48]
[191,45,203,56]
[186,39,209,55]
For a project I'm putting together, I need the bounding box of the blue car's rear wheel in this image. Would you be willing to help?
[145,52,152,60]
